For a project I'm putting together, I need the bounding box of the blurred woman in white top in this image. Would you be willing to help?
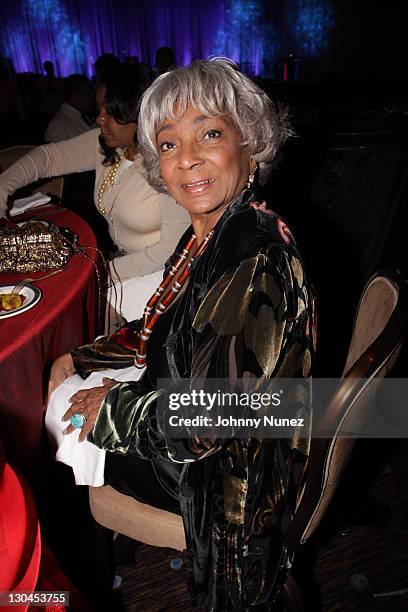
[0,64,190,326]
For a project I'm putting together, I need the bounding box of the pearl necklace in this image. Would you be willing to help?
[134,228,214,368]
[97,150,126,215]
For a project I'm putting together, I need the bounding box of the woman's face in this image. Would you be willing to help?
[96,85,136,149]
[157,105,253,219]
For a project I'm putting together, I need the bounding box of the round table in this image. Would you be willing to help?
[0,206,101,478]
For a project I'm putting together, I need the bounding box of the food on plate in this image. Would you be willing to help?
[0,292,25,312]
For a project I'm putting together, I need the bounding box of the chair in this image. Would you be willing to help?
[281,268,408,609]
[89,269,408,608]
[0,145,64,201]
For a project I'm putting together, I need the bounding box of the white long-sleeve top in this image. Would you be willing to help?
[0,128,190,280]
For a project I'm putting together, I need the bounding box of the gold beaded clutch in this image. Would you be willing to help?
[0,220,77,274]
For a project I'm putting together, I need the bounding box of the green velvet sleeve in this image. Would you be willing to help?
[71,320,141,378]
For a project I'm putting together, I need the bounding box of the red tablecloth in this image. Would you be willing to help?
[0,206,99,477]
[0,437,92,611]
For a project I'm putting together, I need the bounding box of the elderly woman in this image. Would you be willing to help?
[47,59,314,610]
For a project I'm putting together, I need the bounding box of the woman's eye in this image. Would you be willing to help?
[204,129,222,140]
[159,142,175,152]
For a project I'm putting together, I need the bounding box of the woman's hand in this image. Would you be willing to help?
[62,377,118,442]
[48,353,76,401]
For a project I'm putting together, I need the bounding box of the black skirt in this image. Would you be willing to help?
[104,451,181,514]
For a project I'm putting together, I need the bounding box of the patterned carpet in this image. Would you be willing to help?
[113,440,408,611]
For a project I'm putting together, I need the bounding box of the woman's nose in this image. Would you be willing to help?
[177,141,203,170]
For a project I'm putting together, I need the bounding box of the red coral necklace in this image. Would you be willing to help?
[135,228,214,368]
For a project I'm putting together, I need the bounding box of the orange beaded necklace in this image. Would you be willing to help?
[134,228,215,368]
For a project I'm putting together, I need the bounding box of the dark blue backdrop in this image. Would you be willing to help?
[0,0,335,78]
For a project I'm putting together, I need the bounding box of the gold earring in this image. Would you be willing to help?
[245,164,256,189]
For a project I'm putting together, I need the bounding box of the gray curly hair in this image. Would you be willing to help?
[137,58,292,191]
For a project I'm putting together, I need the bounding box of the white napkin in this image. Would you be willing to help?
[45,365,145,487]
[10,192,51,216]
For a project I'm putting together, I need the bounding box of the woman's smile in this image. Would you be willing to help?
[181,177,215,193]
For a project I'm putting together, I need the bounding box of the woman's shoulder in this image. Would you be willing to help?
[221,197,297,256]
[201,199,301,289]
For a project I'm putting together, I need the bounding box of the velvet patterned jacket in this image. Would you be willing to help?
[72,190,315,611]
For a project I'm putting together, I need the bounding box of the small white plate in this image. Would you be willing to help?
[0,284,42,319]
[16,220,50,228]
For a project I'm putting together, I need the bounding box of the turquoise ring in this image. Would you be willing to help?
[70,413,87,429]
